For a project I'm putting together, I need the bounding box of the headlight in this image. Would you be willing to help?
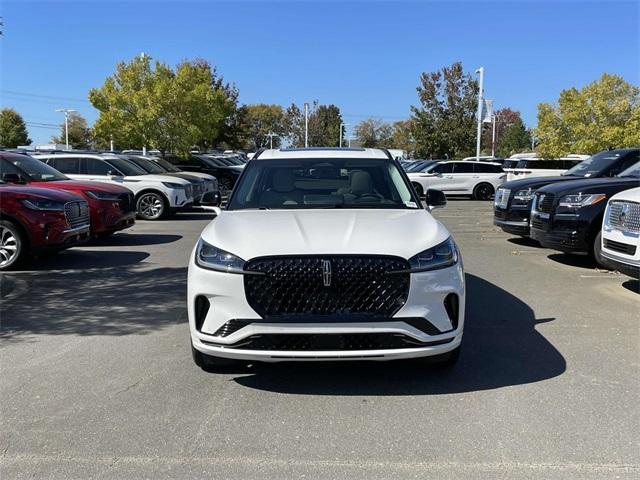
[408,237,459,272]
[558,193,606,208]
[85,190,120,201]
[195,239,246,273]
[513,188,535,202]
[21,199,66,211]
[162,182,185,189]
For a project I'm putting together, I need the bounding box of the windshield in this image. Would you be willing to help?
[201,157,227,168]
[227,158,419,210]
[152,157,181,172]
[126,156,167,174]
[223,156,244,165]
[618,162,640,178]
[105,157,147,176]
[6,155,68,182]
[564,151,623,177]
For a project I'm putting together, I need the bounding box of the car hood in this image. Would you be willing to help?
[175,171,216,181]
[200,209,451,261]
[499,175,579,191]
[122,174,190,185]
[537,177,640,195]
[29,179,132,194]
[0,184,84,202]
[159,173,204,184]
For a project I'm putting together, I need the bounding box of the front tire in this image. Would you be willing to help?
[473,183,494,201]
[591,230,607,268]
[0,220,26,271]
[136,192,167,220]
[218,177,233,192]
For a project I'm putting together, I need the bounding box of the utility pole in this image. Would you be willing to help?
[304,102,309,147]
[110,135,114,152]
[475,67,484,161]
[339,123,349,147]
[491,115,497,157]
[348,135,354,148]
[55,108,76,150]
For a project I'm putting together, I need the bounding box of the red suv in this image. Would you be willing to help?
[0,152,136,238]
[0,182,91,270]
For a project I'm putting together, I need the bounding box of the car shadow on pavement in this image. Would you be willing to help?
[621,279,639,294]
[22,250,151,271]
[231,274,566,395]
[0,266,187,341]
[89,233,182,247]
[546,253,599,270]
[507,237,545,249]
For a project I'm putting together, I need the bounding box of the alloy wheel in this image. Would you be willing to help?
[475,184,494,201]
[137,193,165,220]
[0,225,19,268]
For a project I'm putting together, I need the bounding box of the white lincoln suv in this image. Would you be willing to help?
[408,160,506,200]
[601,187,640,279]
[35,153,194,220]
[188,148,465,370]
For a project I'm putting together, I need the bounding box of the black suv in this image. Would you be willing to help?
[494,148,640,236]
[163,154,242,191]
[529,161,640,265]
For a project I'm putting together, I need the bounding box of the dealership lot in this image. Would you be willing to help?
[1,201,638,479]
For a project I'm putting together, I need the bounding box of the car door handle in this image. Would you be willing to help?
[444,175,454,179]
[473,175,480,178]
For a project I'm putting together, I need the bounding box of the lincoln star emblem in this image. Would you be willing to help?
[619,204,630,226]
[322,260,332,287]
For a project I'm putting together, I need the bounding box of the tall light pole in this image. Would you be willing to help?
[266,132,279,149]
[55,108,76,150]
[304,102,309,147]
[491,115,497,157]
[475,67,484,161]
[348,135,354,148]
[339,123,349,147]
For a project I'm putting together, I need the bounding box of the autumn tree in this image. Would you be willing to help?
[411,62,478,159]
[0,108,31,147]
[354,118,393,148]
[89,55,236,155]
[535,74,640,158]
[284,102,344,147]
[234,104,286,150]
[52,112,92,149]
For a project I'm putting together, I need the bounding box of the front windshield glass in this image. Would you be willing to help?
[201,157,226,168]
[105,157,147,176]
[227,158,419,210]
[9,155,68,181]
[151,157,181,172]
[127,157,167,174]
[564,151,623,177]
[618,162,640,178]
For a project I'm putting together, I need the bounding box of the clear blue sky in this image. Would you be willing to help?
[1,0,638,145]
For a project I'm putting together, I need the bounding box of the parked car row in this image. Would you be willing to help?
[0,150,225,270]
[493,147,640,279]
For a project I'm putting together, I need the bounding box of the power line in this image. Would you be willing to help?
[1,89,90,104]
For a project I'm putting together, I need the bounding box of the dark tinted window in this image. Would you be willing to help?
[432,163,454,174]
[85,158,117,175]
[475,163,503,173]
[49,157,80,174]
[5,156,67,181]
[565,150,636,177]
[453,163,474,173]
[610,154,639,176]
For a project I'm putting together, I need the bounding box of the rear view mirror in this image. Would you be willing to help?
[425,189,447,209]
[2,173,24,184]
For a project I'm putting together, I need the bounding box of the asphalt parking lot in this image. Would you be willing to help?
[1,201,638,480]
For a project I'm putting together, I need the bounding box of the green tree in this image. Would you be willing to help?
[284,103,305,147]
[0,108,31,147]
[52,112,93,149]
[535,73,640,158]
[354,118,393,148]
[391,119,415,156]
[498,117,531,156]
[308,104,343,147]
[235,104,286,150]
[411,62,478,159]
[89,55,236,155]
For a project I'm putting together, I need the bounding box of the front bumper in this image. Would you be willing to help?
[601,227,640,278]
[530,213,590,253]
[188,255,465,362]
[494,203,532,236]
[166,189,194,208]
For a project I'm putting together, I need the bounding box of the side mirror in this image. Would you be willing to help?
[107,170,122,178]
[2,173,25,184]
[425,189,447,210]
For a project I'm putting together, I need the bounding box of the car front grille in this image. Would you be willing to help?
[494,209,507,220]
[118,193,135,213]
[64,201,90,229]
[185,185,193,198]
[244,256,410,318]
[535,192,555,214]
[607,201,640,233]
[603,239,637,256]
[206,333,453,351]
[531,218,545,230]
